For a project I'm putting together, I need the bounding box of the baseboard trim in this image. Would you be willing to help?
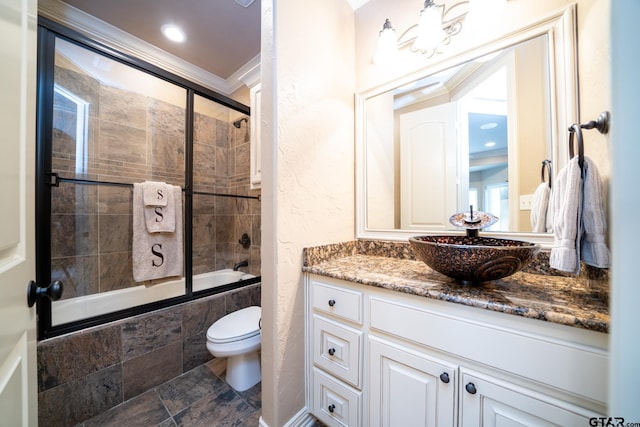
[259,407,317,427]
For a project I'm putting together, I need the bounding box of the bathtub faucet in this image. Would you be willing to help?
[233,259,249,271]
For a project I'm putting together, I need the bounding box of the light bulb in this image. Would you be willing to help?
[413,5,445,52]
[373,19,398,65]
[161,25,186,43]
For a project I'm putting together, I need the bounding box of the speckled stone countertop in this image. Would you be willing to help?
[303,240,610,333]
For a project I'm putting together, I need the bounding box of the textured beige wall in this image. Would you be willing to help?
[260,0,356,425]
[260,0,610,424]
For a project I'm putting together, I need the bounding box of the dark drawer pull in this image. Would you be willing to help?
[328,404,336,413]
[328,299,336,307]
[328,348,336,356]
[439,372,450,383]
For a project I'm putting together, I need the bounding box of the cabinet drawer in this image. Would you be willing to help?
[311,278,363,324]
[369,297,608,404]
[313,367,362,427]
[313,315,363,388]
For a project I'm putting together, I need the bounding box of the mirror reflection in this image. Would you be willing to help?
[364,33,553,234]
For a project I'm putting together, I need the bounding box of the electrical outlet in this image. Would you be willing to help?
[519,194,533,211]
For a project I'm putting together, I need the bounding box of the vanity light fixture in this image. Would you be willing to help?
[161,24,186,43]
[374,0,470,64]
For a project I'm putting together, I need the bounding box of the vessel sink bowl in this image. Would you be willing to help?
[409,235,541,283]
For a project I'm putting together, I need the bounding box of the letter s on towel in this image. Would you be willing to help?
[151,243,164,267]
[154,207,164,223]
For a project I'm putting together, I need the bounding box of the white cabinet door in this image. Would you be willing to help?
[460,370,599,427]
[369,336,456,427]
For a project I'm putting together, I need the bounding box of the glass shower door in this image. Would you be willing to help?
[49,36,188,325]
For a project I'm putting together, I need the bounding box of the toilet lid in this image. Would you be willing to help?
[207,306,261,343]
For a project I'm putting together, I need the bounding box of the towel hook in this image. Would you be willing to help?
[541,160,552,188]
[568,123,584,170]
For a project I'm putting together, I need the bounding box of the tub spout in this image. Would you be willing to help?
[233,260,249,271]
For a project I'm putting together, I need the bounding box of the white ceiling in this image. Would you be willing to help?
[60,0,262,80]
[58,0,370,84]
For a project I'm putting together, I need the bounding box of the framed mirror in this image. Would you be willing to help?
[356,6,577,247]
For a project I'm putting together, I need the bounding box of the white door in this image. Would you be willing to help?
[400,103,457,230]
[0,0,38,424]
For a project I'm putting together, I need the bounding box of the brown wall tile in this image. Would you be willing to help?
[51,214,99,258]
[37,325,121,392]
[121,306,183,361]
[99,251,134,292]
[51,255,99,299]
[38,364,123,427]
[122,342,182,400]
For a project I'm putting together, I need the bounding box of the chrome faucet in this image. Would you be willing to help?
[233,259,249,271]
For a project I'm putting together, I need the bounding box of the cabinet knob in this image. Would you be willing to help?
[328,299,336,307]
[328,404,336,413]
[439,372,450,383]
[328,348,336,356]
[465,382,477,395]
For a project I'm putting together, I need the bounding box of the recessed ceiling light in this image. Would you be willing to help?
[480,122,498,130]
[161,25,186,43]
[234,0,255,6]
[484,141,496,147]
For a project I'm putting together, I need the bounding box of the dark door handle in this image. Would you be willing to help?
[27,280,63,307]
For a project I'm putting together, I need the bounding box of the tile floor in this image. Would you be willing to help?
[79,358,261,426]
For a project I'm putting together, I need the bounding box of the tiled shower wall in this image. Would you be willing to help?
[51,64,260,300]
[37,284,260,426]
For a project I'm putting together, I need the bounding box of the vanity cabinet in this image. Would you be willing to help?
[305,273,607,427]
[309,279,364,426]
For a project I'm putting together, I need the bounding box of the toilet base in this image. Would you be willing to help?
[225,350,261,392]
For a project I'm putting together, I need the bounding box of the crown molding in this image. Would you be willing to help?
[38,0,260,96]
[236,58,261,88]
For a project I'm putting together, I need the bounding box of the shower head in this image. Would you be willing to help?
[233,117,248,128]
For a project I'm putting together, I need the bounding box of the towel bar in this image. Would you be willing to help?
[541,159,552,188]
[568,111,610,170]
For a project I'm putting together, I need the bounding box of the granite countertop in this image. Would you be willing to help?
[303,241,610,333]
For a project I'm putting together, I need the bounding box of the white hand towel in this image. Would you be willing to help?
[133,183,183,282]
[549,157,582,274]
[143,181,170,207]
[530,182,550,233]
[545,188,554,233]
[144,190,176,233]
[580,157,610,268]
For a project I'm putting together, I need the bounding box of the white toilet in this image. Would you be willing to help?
[206,305,261,391]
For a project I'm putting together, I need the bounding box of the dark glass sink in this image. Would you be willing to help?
[409,235,541,283]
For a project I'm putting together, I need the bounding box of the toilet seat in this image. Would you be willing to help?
[207,306,261,344]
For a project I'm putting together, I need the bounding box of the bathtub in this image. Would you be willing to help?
[52,269,256,326]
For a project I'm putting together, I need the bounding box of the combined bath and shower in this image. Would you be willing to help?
[233,117,248,128]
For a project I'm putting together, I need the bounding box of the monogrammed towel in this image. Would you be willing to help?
[133,183,183,282]
[142,181,169,206]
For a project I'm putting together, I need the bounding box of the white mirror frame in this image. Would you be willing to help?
[355,5,577,249]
